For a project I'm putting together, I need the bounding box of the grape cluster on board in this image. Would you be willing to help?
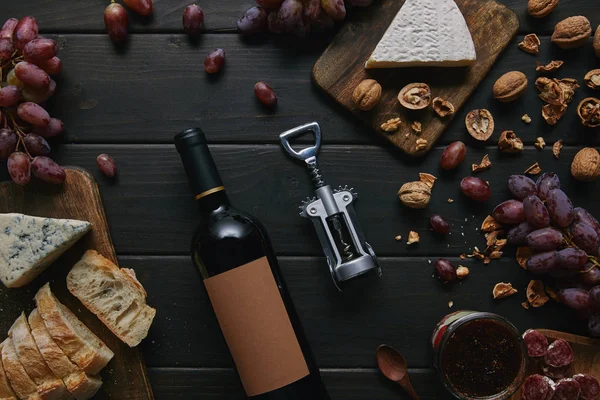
[490,173,600,337]
[0,16,67,186]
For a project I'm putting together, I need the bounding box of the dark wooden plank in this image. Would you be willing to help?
[147,367,450,399]
[113,256,583,369]
[313,0,519,155]
[3,0,598,34]
[7,144,596,256]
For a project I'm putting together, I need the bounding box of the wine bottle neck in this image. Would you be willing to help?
[197,189,231,214]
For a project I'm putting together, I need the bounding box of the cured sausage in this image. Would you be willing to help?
[541,364,570,380]
[523,329,549,357]
[553,378,581,400]
[522,374,555,400]
[573,374,600,400]
[543,339,574,368]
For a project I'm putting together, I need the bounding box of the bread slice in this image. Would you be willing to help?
[67,250,156,347]
[0,341,17,400]
[1,338,42,400]
[35,284,114,375]
[29,309,102,400]
[9,313,70,400]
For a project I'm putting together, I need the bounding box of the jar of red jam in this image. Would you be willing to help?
[432,311,527,399]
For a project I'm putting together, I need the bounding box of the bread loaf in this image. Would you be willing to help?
[0,341,17,400]
[1,338,42,400]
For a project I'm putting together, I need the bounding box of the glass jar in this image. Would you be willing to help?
[432,311,527,400]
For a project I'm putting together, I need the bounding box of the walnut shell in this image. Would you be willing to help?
[353,79,382,111]
[552,16,592,49]
[577,97,600,128]
[465,109,494,141]
[571,147,600,181]
[527,0,558,18]
[595,26,600,58]
[397,181,431,209]
[585,69,600,90]
[493,71,528,102]
[398,83,431,110]
[498,130,524,153]
[432,97,455,117]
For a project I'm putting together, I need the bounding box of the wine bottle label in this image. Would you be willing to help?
[204,256,310,396]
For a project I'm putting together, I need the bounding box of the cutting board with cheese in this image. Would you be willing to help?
[0,167,154,400]
[313,0,519,156]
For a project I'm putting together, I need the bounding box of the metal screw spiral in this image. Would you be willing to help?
[308,164,325,188]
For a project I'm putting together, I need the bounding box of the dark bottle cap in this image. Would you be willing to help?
[174,128,224,200]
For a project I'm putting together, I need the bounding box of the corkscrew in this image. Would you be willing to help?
[279,122,381,291]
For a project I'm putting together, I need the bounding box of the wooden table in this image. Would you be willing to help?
[1,1,599,398]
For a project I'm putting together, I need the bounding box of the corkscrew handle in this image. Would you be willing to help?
[279,122,325,188]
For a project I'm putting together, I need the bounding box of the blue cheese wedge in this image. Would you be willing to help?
[0,213,91,288]
[365,0,476,68]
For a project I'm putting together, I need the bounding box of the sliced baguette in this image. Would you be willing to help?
[67,250,156,347]
[29,309,102,400]
[35,284,114,375]
[0,341,17,400]
[9,313,70,400]
[1,338,42,400]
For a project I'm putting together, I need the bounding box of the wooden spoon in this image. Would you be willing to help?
[376,344,421,400]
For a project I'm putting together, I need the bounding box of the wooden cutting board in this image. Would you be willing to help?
[0,167,154,400]
[312,0,519,156]
[510,329,600,399]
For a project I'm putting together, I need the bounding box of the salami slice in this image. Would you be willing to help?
[522,374,554,400]
[573,374,600,400]
[543,339,574,368]
[543,376,556,400]
[553,378,581,400]
[542,364,570,380]
[523,329,549,357]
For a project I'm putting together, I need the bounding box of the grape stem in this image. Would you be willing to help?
[7,113,33,159]
[561,227,600,268]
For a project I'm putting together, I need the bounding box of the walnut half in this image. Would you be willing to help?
[498,131,524,153]
[585,69,600,90]
[519,34,541,54]
[465,109,494,141]
[577,97,600,128]
[493,282,518,299]
[381,118,401,132]
[432,97,455,117]
[398,83,431,110]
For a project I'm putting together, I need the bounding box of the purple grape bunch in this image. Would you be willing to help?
[0,16,66,185]
[492,173,600,337]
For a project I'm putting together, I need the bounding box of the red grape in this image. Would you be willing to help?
[254,82,277,107]
[123,0,153,17]
[277,0,303,33]
[14,16,39,50]
[460,177,491,202]
[570,222,600,254]
[435,258,456,282]
[526,228,564,251]
[17,102,51,127]
[507,221,535,245]
[96,154,117,178]
[546,188,574,227]
[31,156,66,184]
[440,141,466,170]
[303,0,321,20]
[508,175,537,200]
[0,86,22,107]
[574,207,600,238]
[0,18,19,40]
[430,214,450,234]
[523,195,550,228]
[590,286,600,309]
[556,248,588,270]
[7,152,31,185]
[558,288,592,310]
[237,6,268,35]
[23,133,51,156]
[581,266,600,286]
[22,79,56,104]
[104,2,129,44]
[493,199,526,224]
[38,56,62,75]
[7,69,25,88]
[183,4,204,36]
[536,172,561,201]
[204,48,225,74]
[321,0,346,20]
[33,118,64,138]
[23,38,57,64]
[257,0,284,8]
[0,129,17,160]
[0,38,14,60]
[527,251,557,273]
[14,61,50,90]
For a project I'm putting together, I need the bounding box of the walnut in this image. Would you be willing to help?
[472,154,491,173]
[398,83,431,110]
[494,239,507,251]
[419,173,437,189]
[489,251,503,259]
[498,130,524,153]
[571,147,600,182]
[527,280,550,308]
[552,16,592,49]
[407,231,420,245]
[518,34,541,54]
[558,78,579,103]
[577,97,600,128]
[595,28,600,58]
[448,301,454,308]
[447,198,454,203]
[536,60,563,73]
[525,162,542,175]
[485,230,503,247]
[411,121,422,134]
[528,0,558,18]
[415,138,428,151]
[456,266,469,279]
[353,79,382,111]
[493,282,518,299]
[381,117,401,132]
[395,235,402,241]
[536,77,565,105]
[585,69,600,90]
[542,103,567,125]
[522,114,532,124]
[493,71,528,102]
[465,109,494,141]
[534,137,546,150]
[481,215,502,233]
[432,97,455,117]
[552,140,563,159]
[397,181,431,209]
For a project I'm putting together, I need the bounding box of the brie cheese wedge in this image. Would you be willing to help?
[0,213,91,288]
[365,0,476,68]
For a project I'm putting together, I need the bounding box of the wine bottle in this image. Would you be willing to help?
[175,128,331,400]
